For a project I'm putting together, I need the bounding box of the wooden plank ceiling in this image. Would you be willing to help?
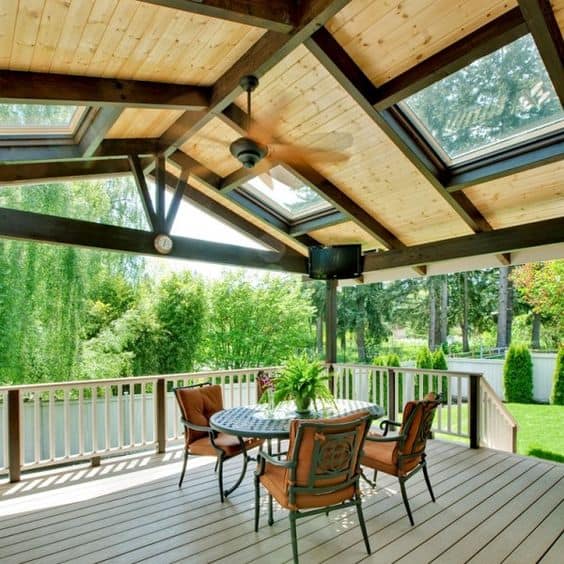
[0,0,563,276]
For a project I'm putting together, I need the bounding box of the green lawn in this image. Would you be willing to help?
[506,403,564,463]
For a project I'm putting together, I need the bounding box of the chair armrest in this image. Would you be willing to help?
[379,419,401,436]
[365,433,402,443]
[180,417,214,434]
[255,450,294,477]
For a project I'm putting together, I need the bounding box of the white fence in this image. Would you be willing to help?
[447,352,556,402]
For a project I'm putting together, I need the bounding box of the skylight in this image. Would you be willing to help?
[0,104,86,135]
[241,165,333,221]
[399,34,564,164]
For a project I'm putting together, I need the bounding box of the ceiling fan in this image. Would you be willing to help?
[226,75,351,169]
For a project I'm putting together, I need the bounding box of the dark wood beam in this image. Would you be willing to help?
[0,70,210,109]
[155,155,167,232]
[306,28,494,235]
[287,162,407,250]
[0,207,307,274]
[370,8,528,109]
[0,138,160,164]
[0,158,150,186]
[363,217,564,272]
[518,0,564,105]
[154,168,304,257]
[160,0,351,155]
[128,155,159,232]
[165,168,190,233]
[138,0,294,33]
[220,157,273,192]
[79,107,122,157]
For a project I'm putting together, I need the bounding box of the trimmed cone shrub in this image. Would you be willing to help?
[415,347,433,397]
[551,347,564,405]
[503,344,533,403]
[432,348,448,396]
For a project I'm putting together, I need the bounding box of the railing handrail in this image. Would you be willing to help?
[479,376,518,428]
[0,366,283,392]
[332,363,483,378]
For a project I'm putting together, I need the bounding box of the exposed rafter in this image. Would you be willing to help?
[305,28,497,237]
[129,155,159,232]
[518,0,564,105]
[363,217,564,272]
[0,207,307,274]
[165,168,190,233]
[138,0,295,33]
[0,71,210,109]
[159,0,352,155]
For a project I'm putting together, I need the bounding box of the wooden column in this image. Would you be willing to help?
[469,374,481,449]
[8,389,21,482]
[156,378,167,454]
[325,279,337,393]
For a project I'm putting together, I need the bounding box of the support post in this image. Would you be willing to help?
[387,368,396,420]
[8,389,21,483]
[469,374,480,449]
[325,279,337,393]
[156,378,167,454]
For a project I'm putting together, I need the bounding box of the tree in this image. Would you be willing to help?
[204,273,314,369]
[155,272,206,373]
[497,266,514,349]
[512,261,564,344]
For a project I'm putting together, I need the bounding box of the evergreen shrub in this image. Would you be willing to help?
[550,347,564,405]
[503,344,533,403]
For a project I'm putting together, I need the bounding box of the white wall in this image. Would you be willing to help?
[447,353,556,402]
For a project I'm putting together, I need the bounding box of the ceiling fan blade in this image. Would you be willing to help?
[267,143,350,164]
[248,114,284,145]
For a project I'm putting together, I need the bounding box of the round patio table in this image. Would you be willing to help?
[210,399,384,440]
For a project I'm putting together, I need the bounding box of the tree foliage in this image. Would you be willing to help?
[503,344,533,403]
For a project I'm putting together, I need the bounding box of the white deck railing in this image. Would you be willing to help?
[0,367,279,481]
[332,363,517,453]
[1,364,517,482]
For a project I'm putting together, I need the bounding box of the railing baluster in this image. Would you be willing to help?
[141,383,146,445]
[92,387,98,453]
[104,385,110,451]
[34,391,40,464]
[49,390,55,461]
[457,376,462,436]
[129,384,135,447]
[78,387,84,456]
[64,388,70,459]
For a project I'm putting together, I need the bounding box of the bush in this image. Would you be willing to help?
[432,348,448,395]
[503,344,533,403]
[551,347,564,405]
[415,347,433,397]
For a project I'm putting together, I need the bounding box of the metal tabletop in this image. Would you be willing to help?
[210,399,384,440]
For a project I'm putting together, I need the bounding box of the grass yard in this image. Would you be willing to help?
[506,403,564,463]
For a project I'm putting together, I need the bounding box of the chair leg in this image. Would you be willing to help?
[214,459,218,473]
[373,468,378,483]
[289,511,299,564]
[355,496,371,555]
[223,450,249,499]
[268,494,274,526]
[360,468,376,488]
[178,449,189,488]
[254,475,260,532]
[422,459,436,502]
[218,457,225,503]
[399,477,414,526]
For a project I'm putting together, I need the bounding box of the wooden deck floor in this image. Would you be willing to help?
[0,441,562,564]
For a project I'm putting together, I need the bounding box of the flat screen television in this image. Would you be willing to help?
[308,245,363,280]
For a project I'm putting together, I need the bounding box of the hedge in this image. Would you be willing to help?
[550,347,564,405]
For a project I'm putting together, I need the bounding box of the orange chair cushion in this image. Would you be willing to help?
[259,462,355,510]
[189,433,262,457]
[175,385,224,443]
[361,437,419,476]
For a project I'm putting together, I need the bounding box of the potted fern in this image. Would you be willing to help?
[272,354,334,414]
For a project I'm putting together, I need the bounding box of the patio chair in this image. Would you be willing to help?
[174,383,263,502]
[254,412,372,564]
[360,392,441,525]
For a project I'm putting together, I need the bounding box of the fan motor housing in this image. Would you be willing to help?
[230,137,267,168]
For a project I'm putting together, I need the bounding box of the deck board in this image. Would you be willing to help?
[0,442,562,564]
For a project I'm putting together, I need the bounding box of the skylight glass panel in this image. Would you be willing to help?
[0,104,85,135]
[242,165,333,221]
[400,35,564,163]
